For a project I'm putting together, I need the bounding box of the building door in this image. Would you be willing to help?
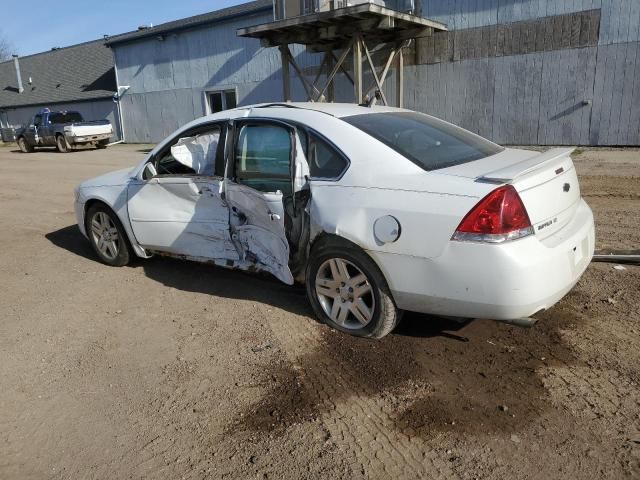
[208,89,237,114]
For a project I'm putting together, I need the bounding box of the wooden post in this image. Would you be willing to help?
[279,44,291,101]
[396,45,404,108]
[353,35,363,104]
[326,50,335,102]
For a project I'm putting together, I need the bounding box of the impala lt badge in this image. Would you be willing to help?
[537,217,558,231]
[563,183,571,192]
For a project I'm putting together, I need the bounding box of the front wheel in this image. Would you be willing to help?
[85,204,132,266]
[305,241,400,338]
[17,137,33,153]
[96,140,109,149]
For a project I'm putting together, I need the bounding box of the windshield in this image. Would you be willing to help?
[49,112,83,124]
[343,112,503,171]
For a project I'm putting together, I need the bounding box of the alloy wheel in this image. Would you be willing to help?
[90,212,120,260]
[315,258,375,329]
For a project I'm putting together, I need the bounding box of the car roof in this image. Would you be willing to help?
[240,102,408,118]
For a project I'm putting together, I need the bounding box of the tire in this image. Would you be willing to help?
[56,134,70,153]
[305,238,400,338]
[85,203,132,267]
[96,140,109,150]
[17,137,33,153]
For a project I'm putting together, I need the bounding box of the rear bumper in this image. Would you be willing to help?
[370,199,595,319]
[68,132,111,144]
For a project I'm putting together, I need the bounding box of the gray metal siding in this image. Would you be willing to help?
[404,41,640,146]
[420,0,600,29]
[590,41,640,145]
[114,10,319,142]
[537,47,597,145]
[407,1,640,145]
[112,0,640,145]
[420,0,640,44]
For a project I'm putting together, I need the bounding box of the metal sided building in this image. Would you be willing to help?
[106,0,300,143]
[0,40,120,142]
[408,0,640,146]
[108,0,640,146]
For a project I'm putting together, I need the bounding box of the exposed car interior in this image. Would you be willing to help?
[151,127,221,177]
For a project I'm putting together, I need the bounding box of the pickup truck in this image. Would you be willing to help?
[16,108,113,153]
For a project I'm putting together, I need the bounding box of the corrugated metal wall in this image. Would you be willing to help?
[113,0,640,145]
[114,10,318,143]
[409,0,640,145]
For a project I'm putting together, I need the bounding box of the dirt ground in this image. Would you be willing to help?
[0,143,638,479]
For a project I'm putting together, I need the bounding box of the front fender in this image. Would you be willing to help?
[78,186,150,259]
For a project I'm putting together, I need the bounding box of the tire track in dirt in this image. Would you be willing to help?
[230,264,639,479]
[235,313,460,479]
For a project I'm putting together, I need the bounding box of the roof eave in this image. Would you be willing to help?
[0,94,116,110]
[105,3,272,47]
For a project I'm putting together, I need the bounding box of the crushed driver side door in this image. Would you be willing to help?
[223,119,309,285]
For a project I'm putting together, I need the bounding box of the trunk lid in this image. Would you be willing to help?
[439,147,581,240]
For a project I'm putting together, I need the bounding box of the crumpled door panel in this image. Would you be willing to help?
[226,182,293,284]
[128,177,237,259]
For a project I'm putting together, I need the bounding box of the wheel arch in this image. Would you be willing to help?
[83,197,147,258]
[305,231,400,338]
[308,232,392,293]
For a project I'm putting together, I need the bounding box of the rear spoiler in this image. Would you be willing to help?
[479,147,576,183]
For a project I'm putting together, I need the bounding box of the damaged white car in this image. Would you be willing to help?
[74,103,595,338]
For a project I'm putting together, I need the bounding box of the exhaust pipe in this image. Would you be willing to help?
[495,317,538,328]
[12,55,24,94]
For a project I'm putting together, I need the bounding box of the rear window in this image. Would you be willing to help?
[49,112,83,124]
[343,112,503,171]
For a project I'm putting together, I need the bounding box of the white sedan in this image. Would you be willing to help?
[74,103,595,338]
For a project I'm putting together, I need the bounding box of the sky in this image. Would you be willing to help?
[1,0,247,57]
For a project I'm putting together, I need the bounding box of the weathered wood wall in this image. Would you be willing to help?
[404,0,640,145]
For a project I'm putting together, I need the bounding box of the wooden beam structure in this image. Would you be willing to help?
[237,3,447,105]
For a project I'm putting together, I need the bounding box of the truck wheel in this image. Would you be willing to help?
[96,140,109,150]
[305,238,400,339]
[17,137,33,153]
[56,135,70,153]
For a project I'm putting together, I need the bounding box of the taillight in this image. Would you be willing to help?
[452,185,534,243]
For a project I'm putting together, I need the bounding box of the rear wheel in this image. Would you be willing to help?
[305,239,400,338]
[56,134,70,153]
[85,204,132,266]
[17,137,33,153]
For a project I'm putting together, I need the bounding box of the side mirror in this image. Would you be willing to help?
[142,162,157,180]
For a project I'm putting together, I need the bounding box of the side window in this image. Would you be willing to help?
[153,126,221,177]
[308,133,348,179]
[234,124,292,195]
[34,115,42,127]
